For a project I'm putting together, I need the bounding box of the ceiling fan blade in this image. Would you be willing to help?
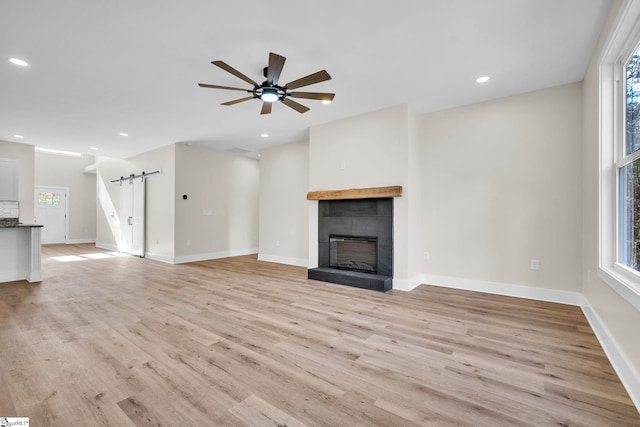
[260,102,272,115]
[285,70,331,90]
[281,97,310,113]
[212,60,258,86]
[198,83,250,92]
[221,96,254,106]
[288,91,335,102]
[267,52,286,85]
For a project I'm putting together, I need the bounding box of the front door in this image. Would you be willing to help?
[34,187,68,244]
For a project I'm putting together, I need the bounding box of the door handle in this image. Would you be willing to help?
[128,216,133,225]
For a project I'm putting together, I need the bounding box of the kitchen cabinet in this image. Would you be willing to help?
[0,158,19,201]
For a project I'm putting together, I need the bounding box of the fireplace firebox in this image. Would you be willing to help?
[330,236,377,273]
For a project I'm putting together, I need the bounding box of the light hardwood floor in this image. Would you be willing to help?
[0,244,638,426]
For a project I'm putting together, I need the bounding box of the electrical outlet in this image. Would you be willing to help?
[424,251,430,260]
[530,259,539,270]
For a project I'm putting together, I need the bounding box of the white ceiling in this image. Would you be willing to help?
[1,0,612,159]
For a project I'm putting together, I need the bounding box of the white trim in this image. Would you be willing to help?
[258,253,308,267]
[581,303,640,410]
[144,252,175,264]
[420,274,585,306]
[598,266,640,312]
[96,244,259,265]
[66,238,96,244]
[392,275,422,292]
[95,241,118,252]
[0,270,28,283]
[173,248,258,264]
[598,0,640,314]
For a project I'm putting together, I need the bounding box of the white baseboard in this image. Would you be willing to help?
[421,273,585,306]
[67,238,96,244]
[0,270,28,283]
[145,252,175,264]
[96,244,259,265]
[258,253,308,267]
[173,248,258,264]
[95,242,118,252]
[392,275,423,291]
[581,304,640,410]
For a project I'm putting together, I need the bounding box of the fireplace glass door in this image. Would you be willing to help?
[329,236,377,274]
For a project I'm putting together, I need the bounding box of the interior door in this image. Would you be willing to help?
[34,187,68,244]
[119,177,145,256]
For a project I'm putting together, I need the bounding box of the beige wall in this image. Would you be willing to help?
[95,144,176,259]
[258,140,309,266]
[0,140,35,224]
[96,143,259,263]
[582,0,640,378]
[420,83,583,292]
[174,144,259,261]
[35,152,96,242]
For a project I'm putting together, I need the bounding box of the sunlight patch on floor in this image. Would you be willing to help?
[51,255,87,262]
[50,252,132,262]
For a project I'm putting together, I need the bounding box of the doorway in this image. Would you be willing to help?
[119,177,145,257]
[34,186,69,244]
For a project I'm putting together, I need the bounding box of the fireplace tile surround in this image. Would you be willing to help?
[308,197,394,292]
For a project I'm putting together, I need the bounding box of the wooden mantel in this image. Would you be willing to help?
[307,185,402,200]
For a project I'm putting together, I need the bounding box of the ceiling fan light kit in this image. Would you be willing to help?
[198,52,335,114]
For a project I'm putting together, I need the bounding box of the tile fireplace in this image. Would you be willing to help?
[308,197,394,292]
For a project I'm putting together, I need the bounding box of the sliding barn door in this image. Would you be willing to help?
[119,177,145,256]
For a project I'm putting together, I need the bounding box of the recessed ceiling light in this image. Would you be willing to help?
[321,100,332,105]
[476,76,490,83]
[119,132,128,137]
[90,147,99,151]
[261,133,269,138]
[13,134,24,139]
[9,58,29,67]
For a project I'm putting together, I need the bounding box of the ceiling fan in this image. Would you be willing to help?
[198,52,335,115]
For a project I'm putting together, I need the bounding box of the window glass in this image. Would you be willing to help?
[38,192,59,205]
[619,159,640,270]
[626,45,640,155]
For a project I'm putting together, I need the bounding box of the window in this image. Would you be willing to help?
[619,45,640,271]
[599,1,640,312]
[38,191,60,205]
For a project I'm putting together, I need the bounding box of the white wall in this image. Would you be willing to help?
[35,152,96,243]
[582,0,640,385]
[174,144,259,262]
[95,144,176,259]
[258,140,309,266]
[0,140,34,224]
[420,83,583,295]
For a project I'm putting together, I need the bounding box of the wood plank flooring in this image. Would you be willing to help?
[0,244,638,426]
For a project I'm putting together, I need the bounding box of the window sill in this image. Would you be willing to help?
[598,264,640,312]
